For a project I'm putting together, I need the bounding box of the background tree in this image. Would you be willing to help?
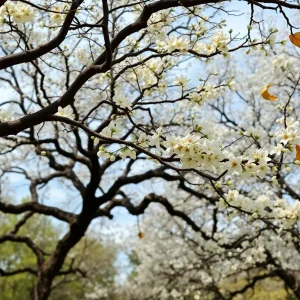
[1,0,300,299]
[0,202,117,299]
[121,41,300,299]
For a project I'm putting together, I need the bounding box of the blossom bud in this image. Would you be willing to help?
[226,179,232,187]
[215,181,222,189]
[281,40,287,45]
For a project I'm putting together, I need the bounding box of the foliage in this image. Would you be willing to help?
[0,207,117,299]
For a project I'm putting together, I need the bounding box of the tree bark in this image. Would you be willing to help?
[33,218,92,299]
[275,269,300,299]
[0,0,7,8]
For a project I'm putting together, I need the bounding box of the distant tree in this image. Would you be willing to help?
[0,205,117,299]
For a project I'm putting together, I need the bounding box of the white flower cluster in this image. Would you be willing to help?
[128,206,300,299]
[173,75,190,87]
[97,145,136,162]
[147,10,172,40]
[124,58,171,93]
[244,126,262,140]
[112,92,132,109]
[94,119,137,161]
[269,119,300,159]
[212,31,229,52]
[220,190,300,227]
[75,48,92,66]
[272,53,294,73]
[50,5,68,25]
[274,119,300,147]
[188,83,221,107]
[100,121,122,138]
[97,146,116,162]
[131,124,272,179]
[189,19,207,38]
[163,134,225,169]
[56,106,75,119]
[227,148,271,179]
[0,109,13,122]
[125,36,140,51]
[156,36,190,54]
[119,147,137,160]
[193,31,229,55]
[0,1,35,23]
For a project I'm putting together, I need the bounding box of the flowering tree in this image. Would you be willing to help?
[0,0,300,299]
[121,31,300,300]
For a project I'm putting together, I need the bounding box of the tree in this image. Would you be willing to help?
[0,0,300,299]
[0,206,117,299]
[120,40,300,299]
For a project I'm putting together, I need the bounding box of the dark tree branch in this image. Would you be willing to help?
[0,201,76,223]
[0,0,84,70]
[0,267,37,276]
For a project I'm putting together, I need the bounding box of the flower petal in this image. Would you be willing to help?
[289,32,300,48]
[296,144,300,161]
[261,84,277,101]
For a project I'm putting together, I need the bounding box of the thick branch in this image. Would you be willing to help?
[104,193,211,240]
[0,267,37,276]
[0,201,76,223]
[0,234,44,265]
[0,0,7,8]
[0,0,84,70]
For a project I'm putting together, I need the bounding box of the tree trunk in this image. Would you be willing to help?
[33,218,91,299]
[34,271,53,300]
[275,269,300,299]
